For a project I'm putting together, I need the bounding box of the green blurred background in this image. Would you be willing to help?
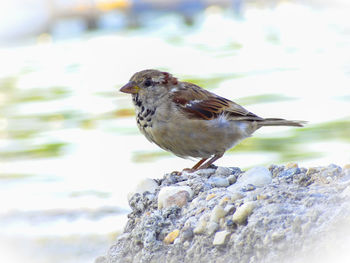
[0,0,349,262]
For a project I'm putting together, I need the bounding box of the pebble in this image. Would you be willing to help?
[213,230,231,245]
[242,166,272,186]
[195,168,216,177]
[226,219,235,227]
[158,186,193,209]
[231,192,244,202]
[206,193,216,201]
[127,178,158,201]
[210,205,226,223]
[228,166,272,192]
[286,163,298,169]
[271,232,285,242]
[207,177,230,187]
[207,221,219,235]
[228,174,237,184]
[180,228,194,242]
[257,194,268,200]
[242,184,256,192]
[194,219,207,235]
[232,202,255,225]
[219,196,231,206]
[224,204,236,215]
[164,229,180,244]
[306,167,319,175]
[279,167,301,178]
[215,167,232,177]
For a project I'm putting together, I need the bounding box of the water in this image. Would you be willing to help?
[1,3,350,262]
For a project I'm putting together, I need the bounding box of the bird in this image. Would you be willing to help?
[120,69,304,171]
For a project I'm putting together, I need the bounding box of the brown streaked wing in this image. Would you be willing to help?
[171,82,263,121]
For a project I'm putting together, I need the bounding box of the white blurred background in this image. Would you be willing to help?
[0,0,349,262]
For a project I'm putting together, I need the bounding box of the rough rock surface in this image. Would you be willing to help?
[96,164,350,263]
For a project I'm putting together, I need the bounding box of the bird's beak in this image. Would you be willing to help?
[120,81,139,94]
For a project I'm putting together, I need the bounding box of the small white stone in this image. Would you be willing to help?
[194,219,207,235]
[158,186,193,209]
[195,168,216,176]
[207,221,219,235]
[127,178,158,201]
[228,166,272,192]
[228,174,237,184]
[210,205,226,223]
[232,202,255,224]
[213,230,231,245]
[207,177,230,187]
[215,167,232,177]
[231,192,244,201]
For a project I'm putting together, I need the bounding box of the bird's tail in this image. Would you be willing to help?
[257,118,306,128]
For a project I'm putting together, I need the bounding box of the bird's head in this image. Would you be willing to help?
[120,69,178,105]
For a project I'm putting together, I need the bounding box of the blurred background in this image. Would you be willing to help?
[0,0,349,262]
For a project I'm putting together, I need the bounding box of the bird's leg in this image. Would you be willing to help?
[197,153,223,170]
[178,158,209,174]
[191,158,208,170]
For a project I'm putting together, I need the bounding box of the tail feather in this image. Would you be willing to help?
[257,118,306,128]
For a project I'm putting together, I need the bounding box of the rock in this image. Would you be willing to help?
[224,204,236,215]
[193,219,207,235]
[256,194,268,200]
[207,221,219,235]
[127,178,159,201]
[179,228,194,242]
[279,167,301,178]
[206,193,216,201]
[228,174,237,184]
[231,192,244,202]
[195,168,216,177]
[226,219,235,227]
[207,176,230,187]
[228,166,272,192]
[232,202,255,225]
[95,256,107,263]
[210,205,226,223]
[98,164,350,263]
[241,184,256,192]
[286,163,298,169]
[213,230,231,245]
[164,229,180,244]
[306,167,319,176]
[215,167,233,177]
[158,186,193,209]
[219,196,231,206]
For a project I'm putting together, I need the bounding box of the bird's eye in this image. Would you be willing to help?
[144,79,152,87]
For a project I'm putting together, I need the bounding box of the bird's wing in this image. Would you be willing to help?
[171,82,263,121]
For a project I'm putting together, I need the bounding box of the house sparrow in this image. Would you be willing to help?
[120,69,304,171]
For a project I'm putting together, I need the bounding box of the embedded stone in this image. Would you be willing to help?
[213,230,231,245]
[210,205,226,223]
[232,202,255,224]
[164,229,180,244]
[158,186,193,209]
